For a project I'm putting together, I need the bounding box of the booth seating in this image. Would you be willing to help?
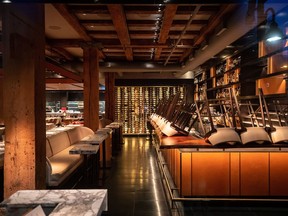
[46,126,94,187]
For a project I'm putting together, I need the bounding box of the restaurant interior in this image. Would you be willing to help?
[0,0,288,215]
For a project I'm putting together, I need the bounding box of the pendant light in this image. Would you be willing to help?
[264,8,284,42]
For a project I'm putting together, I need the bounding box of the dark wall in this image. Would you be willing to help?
[46,90,105,107]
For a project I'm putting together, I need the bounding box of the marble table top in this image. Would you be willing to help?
[46,126,76,137]
[96,128,113,135]
[77,133,108,145]
[1,189,108,216]
[105,122,122,129]
[69,144,99,155]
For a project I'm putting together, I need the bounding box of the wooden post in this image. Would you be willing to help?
[2,4,46,198]
[185,84,194,103]
[0,75,3,125]
[105,73,115,121]
[83,46,100,132]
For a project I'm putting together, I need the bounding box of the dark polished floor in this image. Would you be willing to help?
[74,136,288,216]
[76,136,173,216]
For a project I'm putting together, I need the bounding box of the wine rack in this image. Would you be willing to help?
[115,86,184,134]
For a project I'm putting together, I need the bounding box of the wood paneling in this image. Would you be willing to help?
[270,153,288,196]
[191,153,230,196]
[181,152,192,196]
[175,149,181,192]
[165,150,288,197]
[230,153,240,196]
[256,76,286,95]
[240,153,269,196]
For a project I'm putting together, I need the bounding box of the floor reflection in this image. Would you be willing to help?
[100,136,172,216]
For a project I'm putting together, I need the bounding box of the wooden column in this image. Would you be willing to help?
[185,84,194,103]
[105,72,115,121]
[2,4,46,198]
[0,75,3,124]
[83,46,100,132]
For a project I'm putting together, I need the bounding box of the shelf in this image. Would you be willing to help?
[207,82,240,91]
[241,45,288,68]
[258,69,288,79]
[237,93,288,101]
[115,86,184,134]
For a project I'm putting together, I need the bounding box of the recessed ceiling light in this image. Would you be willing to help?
[2,0,11,3]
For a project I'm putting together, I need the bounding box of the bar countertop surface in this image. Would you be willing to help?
[0,189,108,216]
[158,135,288,151]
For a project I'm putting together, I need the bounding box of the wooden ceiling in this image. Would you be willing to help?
[45,3,239,70]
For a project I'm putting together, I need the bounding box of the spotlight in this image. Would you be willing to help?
[264,8,284,42]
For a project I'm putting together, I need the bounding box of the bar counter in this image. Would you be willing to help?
[152,122,288,198]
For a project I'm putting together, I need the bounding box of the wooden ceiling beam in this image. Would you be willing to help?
[47,46,75,61]
[45,62,82,82]
[47,39,83,47]
[155,5,178,60]
[194,4,237,46]
[53,4,92,41]
[46,78,79,83]
[180,4,238,62]
[53,4,106,60]
[47,38,194,49]
[68,7,109,14]
[80,20,113,25]
[107,4,133,61]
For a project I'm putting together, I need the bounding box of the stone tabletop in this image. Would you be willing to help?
[105,122,122,129]
[1,189,108,216]
[77,133,108,145]
[96,128,113,135]
[69,144,100,155]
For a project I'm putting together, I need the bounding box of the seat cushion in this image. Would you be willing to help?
[67,126,94,145]
[48,145,83,186]
[66,127,82,145]
[46,139,53,158]
[47,131,71,155]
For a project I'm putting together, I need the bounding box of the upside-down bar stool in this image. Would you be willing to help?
[160,93,182,136]
[204,88,241,146]
[233,88,271,145]
[170,101,206,136]
[259,88,288,143]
